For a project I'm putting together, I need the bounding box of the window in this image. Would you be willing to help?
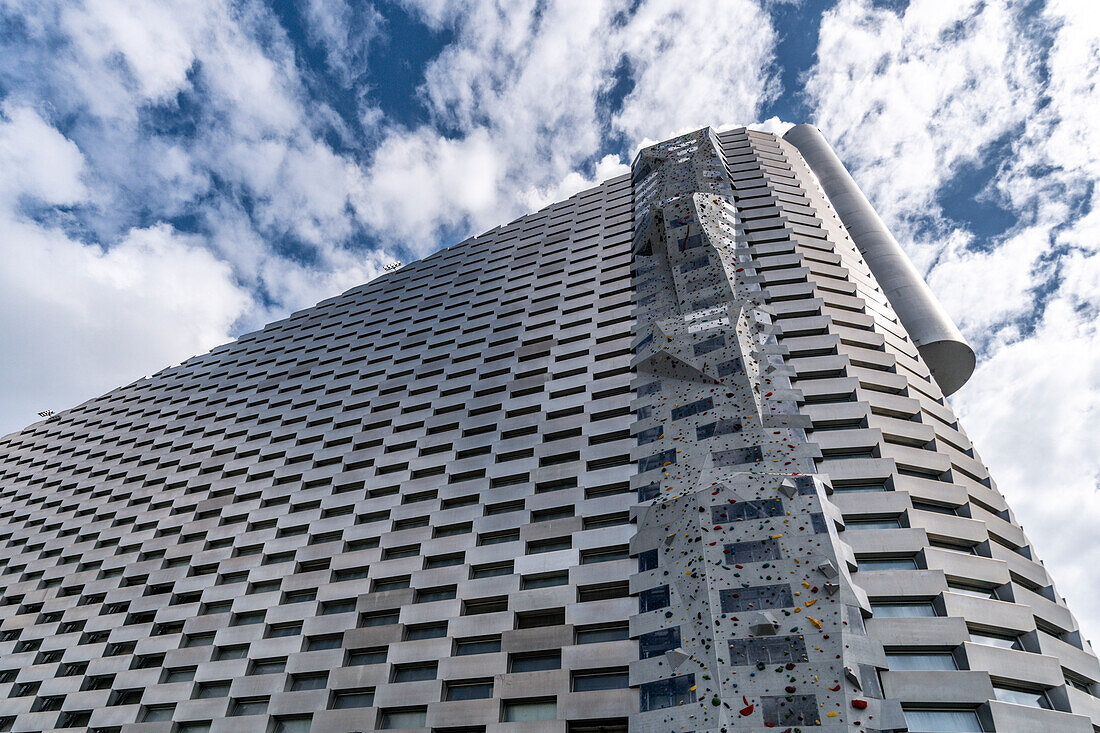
[445,681,494,701]
[196,681,231,698]
[163,668,195,683]
[290,673,328,691]
[993,686,1050,709]
[719,584,793,613]
[724,538,782,565]
[479,529,520,545]
[576,624,629,644]
[267,622,302,638]
[729,636,808,666]
[393,663,437,682]
[572,669,629,691]
[640,628,681,659]
[216,645,249,660]
[415,586,456,603]
[640,675,696,712]
[871,603,937,618]
[347,648,387,666]
[639,586,670,613]
[522,572,569,590]
[425,553,464,569]
[455,637,501,656]
[250,658,286,675]
[142,705,175,722]
[405,623,447,640]
[306,635,342,651]
[527,537,571,554]
[846,518,902,530]
[229,698,269,716]
[578,582,628,602]
[968,631,1023,650]
[947,584,996,599]
[231,611,265,626]
[373,576,410,592]
[511,652,561,672]
[271,717,312,733]
[516,609,564,628]
[502,699,556,722]
[321,599,357,615]
[711,499,783,523]
[886,653,958,671]
[902,709,984,732]
[859,557,918,571]
[331,688,375,709]
[580,546,629,564]
[761,694,819,727]
[360,611,399,627]
[177,723,212,733]
[379,708,426,729]
[471,562,513,578]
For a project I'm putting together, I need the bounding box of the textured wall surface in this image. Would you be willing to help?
[0,125,1097,733]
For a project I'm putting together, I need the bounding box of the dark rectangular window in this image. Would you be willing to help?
[572,669,629,691]
[671,398,713,421]
[761,694,819,727]
[719,584,794,612]
[639,628,681,659]
[639,585,670,613]
[638,449,676,473]
[724,538,781,565]
[711,499,783,523]
[696,418,743,440]
[693,334,725,356]
[712,446,763,466]
[455,637,501,656]
[640,674,696,712]
[511,652,561,672]
[728,635,807,666]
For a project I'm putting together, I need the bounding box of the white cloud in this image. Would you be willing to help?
[0,218,251,437]
[361,0,779,249]
[614,0,778,146]
[0,104,87,206]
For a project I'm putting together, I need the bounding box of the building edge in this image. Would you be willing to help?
[783,123,976,396]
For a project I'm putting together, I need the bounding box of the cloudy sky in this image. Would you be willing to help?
[1,0,1098,642]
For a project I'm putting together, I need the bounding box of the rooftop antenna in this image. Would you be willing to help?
[37,409,54,418]
[384,261,401,272]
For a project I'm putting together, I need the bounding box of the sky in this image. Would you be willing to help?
[0,0,1098,644]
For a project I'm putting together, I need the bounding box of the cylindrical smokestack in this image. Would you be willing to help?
[783,123,975,396]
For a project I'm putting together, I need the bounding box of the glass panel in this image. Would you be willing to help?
[871,603,937,618]
[576,625,629,644]
[445,683,493,701]
[380,710,427,728]
[886,653,957,671]
[502,700,557,722]
[573,671,628,691]
[903,709,983,732]
[968,632,1021,650]
[994,687,1049,709]
[847,519,901,530]
[511,654,561,672]
[456,638,501,656]
[332,690,374,709]
[859,558,917,571]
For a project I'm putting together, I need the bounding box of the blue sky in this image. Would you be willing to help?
[0,0,1098,642]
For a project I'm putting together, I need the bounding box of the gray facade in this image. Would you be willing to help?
[0,124,1096,733]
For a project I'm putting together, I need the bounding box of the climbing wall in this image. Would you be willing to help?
[628,128,905,732]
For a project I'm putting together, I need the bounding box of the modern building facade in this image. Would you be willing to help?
[0,124,1096,733]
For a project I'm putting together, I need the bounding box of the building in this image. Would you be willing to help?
[0,124,1096,733]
